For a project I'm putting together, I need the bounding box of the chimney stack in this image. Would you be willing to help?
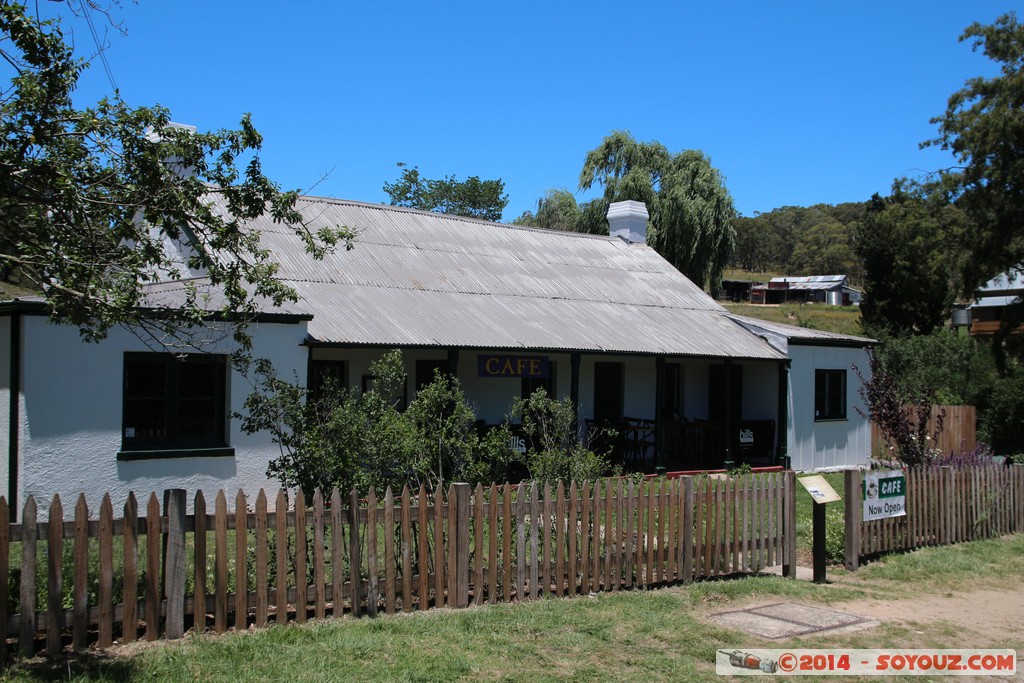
[606,200,649,244]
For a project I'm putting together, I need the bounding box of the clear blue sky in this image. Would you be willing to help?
[58,1,1014,219]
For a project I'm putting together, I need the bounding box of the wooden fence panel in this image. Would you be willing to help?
[2,471,811,654]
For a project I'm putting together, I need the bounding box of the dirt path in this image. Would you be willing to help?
[832,587,1024,649]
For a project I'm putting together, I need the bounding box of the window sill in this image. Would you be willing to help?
[117,447,235,462]
[814,417,848,423]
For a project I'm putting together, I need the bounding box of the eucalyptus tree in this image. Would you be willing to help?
[383,162,509,222]
[576,131,736,292]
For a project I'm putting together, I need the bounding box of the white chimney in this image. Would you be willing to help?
[607,200,649,244]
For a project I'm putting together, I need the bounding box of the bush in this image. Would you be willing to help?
[240,351,516,496]
[979,373,1024,456]
[511,389,615,484]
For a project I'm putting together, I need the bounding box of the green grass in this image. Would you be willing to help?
[5,535,1023,682]
[722,302,864,337]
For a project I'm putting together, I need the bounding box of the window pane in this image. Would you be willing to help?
[178,362,219,399]
[126,359,167,398]
[177,398,218,437]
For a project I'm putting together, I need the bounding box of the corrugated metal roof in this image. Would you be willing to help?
[147,196,784,360]
[729,314,876,346]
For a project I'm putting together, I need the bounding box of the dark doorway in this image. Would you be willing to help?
[708,364,743,422]
[593,362,624,424]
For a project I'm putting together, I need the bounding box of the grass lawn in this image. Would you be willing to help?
[722,302,864,337]
[4,532,1022,682]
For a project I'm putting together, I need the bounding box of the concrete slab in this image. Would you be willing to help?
[752,603,866,630]
[709,602,879,640]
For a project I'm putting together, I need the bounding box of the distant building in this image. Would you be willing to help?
[969,269,1024,337]
[750,275,861,306]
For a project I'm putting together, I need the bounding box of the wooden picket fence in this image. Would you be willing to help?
[844,463,1024,570]
[0,472,796,656]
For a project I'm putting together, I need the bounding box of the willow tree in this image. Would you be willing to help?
[577,131,736,292]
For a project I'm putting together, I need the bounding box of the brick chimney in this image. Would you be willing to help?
[606,200,649,244]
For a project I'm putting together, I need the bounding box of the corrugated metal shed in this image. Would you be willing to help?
[146,196,785,360]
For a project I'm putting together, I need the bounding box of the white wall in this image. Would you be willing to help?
[787,345,872,471]
[0,315,11,504]
[16,316,309,514]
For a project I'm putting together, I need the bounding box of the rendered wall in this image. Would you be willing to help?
[16,316,309,512]
[0,315,11,504]
[786,345,872,471]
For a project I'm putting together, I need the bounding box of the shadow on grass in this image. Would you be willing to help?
[2,650,141,682]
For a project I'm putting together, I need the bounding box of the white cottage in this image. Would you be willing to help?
[1,198,874,512]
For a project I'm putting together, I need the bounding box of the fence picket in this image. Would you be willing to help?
[294,489,307,624]
[314,489,327,619]
[647,479,657,585]
[418,485,429,610]
[502,485,512,602]
[19,496,37,657]
[123,493,138,643]
[555,482,566,597]
[332,488,344,616]
[603,480,613,592]
[46,495,63,656]
[255,490,268,627]
[536,481,544,598]
[474,484,484,606]
[401,486,413,612]
[516,482,527,600]
[235,490,248,631]
[543,483,553,597]
[350,489,363,617]
[446,484,457,608]
[367,488,379,617]
[567,482,579,595]
[145,493,160,641]
[275,489,288,623]
[73,495,90,650]
[488,484,498,604]
[385,487,397,614]
[98,494,113,648]
[214,491,228,633]
[433,486,445,608]
[194,492,207,633]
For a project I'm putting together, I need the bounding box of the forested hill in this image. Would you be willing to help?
[729,202,868,285]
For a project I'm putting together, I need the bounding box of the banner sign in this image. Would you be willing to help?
[477,355,550,379]
[862,470,906,521]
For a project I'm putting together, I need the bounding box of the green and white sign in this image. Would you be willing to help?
[862,470,906,521]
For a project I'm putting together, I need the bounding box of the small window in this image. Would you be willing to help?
[122,353,227,452]
[815,369,847,421]
[310,360,347,401]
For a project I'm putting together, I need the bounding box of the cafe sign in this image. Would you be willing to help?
[478,355,550,379]
[862,469,906,521]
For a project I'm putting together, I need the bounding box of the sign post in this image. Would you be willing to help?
[798,475,841,584]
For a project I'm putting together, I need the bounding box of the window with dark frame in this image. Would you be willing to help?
[122,353,227,452]
[310,360,347,401]
[815,369,847,420]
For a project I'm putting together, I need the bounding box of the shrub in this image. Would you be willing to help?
[979,373,1024,456]
[511,389,615,484]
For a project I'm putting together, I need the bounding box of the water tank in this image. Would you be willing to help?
[951,305,972,327]
[826,290,843,306]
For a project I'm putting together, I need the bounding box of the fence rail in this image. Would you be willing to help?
[1,472,796,656]
[844,463,1024,570]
